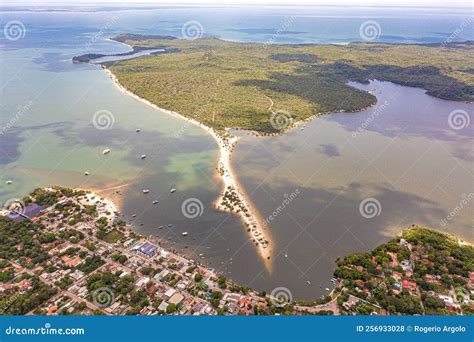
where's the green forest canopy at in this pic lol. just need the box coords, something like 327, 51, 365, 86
106, 35, 474, 134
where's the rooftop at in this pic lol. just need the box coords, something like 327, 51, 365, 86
137, 241, 159, 256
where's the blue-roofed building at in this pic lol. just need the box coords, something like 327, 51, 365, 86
136, 241, 159, 258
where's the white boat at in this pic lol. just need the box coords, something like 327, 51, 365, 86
142, 189, 150, 194
140, 154, 146, 159
152, 200, 159, 205
170, 188, 176, 193
182, 232, 188, 236
102, 148, 111, 155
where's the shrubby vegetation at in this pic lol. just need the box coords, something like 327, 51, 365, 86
106, 36, 473, 134
0, 216, 50, 266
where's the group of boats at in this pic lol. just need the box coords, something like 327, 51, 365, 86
157, 223, 188, 236
142, 188, 176, 195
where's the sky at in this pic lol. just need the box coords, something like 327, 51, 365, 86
3, 0, 473, 8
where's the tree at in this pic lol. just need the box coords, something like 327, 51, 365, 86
218, 276, 227, 289
166, 303, 176, 313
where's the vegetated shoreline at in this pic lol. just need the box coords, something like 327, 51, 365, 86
101, 66, 274, 268
81, 35, 472, 269
102, 59, 378, 267
88, 36, 384, 267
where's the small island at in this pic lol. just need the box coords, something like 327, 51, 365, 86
0, 187, 472, 316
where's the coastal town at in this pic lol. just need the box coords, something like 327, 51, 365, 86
329, 228, 473, 315
0, 187, 472, 316
0, 187, 288, 316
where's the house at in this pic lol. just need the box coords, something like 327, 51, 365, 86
135, 277, 150, 289
158, 301, 169, 312
17, 278, 33, 292
164, 288, 176, 299
402, 280, 417, 295
402, 280, 416, 288
47, 305, 59, 316
154, 269, 170, 282
169, 293, 184, 305
61, 255, 82, 268
400, 260, 412, 271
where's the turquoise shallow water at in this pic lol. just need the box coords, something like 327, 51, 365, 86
0, 5, 473, 299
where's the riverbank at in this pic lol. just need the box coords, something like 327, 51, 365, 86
102, 66, 274, 266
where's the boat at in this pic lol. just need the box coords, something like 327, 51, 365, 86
140, 154, 146, 159
182, 232, 188, 236
152, 200, 159, 205
142, 189, 150, 194
170, 188, 176, 193
102, 148, 111, 155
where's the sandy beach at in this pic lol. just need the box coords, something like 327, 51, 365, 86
77, 190, 119, 225
102, 67, 274, 265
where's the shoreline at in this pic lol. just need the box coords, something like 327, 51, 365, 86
101, 66, 274, 267
96, 59, 377, 267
